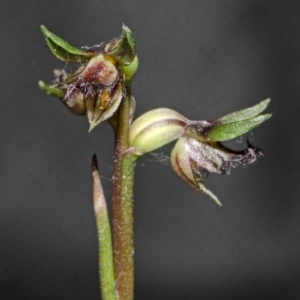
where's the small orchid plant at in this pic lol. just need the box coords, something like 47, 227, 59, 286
39, 25, 271, 300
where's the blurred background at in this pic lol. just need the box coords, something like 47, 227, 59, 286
1, 0, 300, 299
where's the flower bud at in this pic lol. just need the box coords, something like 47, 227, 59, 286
122, 55, 139, 82
171, 136, 262, 205
129, 108, 187, 155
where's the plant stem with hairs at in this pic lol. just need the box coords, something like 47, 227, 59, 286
111, 92, 138, 300
39, 24, 272, 300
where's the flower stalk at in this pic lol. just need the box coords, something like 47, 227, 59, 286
112, 88, 138, 300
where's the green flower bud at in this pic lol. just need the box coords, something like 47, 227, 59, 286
129, 108, 188, 155
171, 136, 263, 205
122, 55, 139, 82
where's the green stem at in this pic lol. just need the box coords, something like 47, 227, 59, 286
92, 155, 117, 300
112, 89, 137, 300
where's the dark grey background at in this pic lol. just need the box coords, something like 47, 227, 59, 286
1, 0, 300, 299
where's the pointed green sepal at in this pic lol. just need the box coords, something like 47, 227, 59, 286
38, 80, 86, 115
40, 25, 96, 62
104, 24, 136, 66
217, 98, 270, 123
38, 80, 65, 98
208, 114, 272, 141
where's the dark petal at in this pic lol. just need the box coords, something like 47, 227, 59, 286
214, 140, 262, 171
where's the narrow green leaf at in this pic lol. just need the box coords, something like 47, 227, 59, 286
208, 114, 272, 141
105, 24, 136, 66
40, 25, 95, 62
92, 155, 118, 300
217, 99, 271, 123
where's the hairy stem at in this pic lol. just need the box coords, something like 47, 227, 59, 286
112, 90, 137, 300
